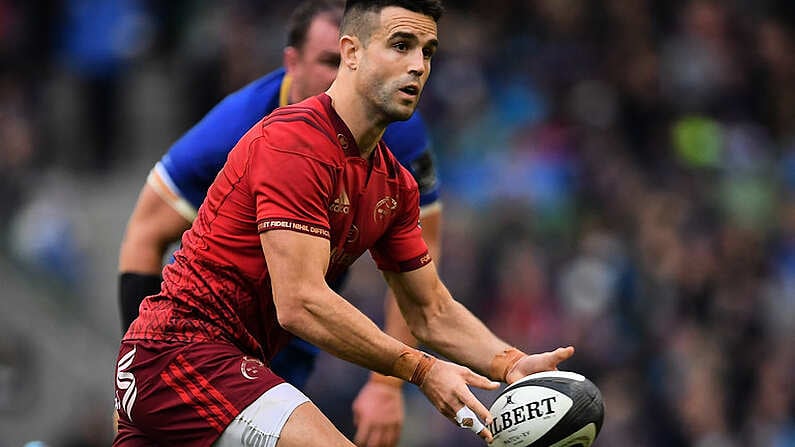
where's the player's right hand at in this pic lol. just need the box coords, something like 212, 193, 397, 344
417, 359, 500, 444
505, 346, 575, 384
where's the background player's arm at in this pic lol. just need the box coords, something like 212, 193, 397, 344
117, 183, 191, 330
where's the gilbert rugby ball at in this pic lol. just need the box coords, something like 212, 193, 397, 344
488, 371, 604, 447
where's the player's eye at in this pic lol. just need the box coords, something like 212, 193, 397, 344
393, 42, 409, 52
422, 48, 435, 60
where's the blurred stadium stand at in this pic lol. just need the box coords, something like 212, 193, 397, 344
1, 1, 794, 446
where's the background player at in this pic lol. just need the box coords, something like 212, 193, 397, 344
115, 1, 575, 446
117, 1, 440, 446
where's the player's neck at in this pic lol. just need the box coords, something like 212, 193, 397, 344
326, 86, 386, 159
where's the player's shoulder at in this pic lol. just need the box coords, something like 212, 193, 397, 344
256, 95, 342, 164
383, 111, 430, 164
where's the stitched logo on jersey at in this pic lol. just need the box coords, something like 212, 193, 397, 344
241, 356, 266, 380
374, 197, 398, 222
346, 224, 360, 243
337, 133, 349, 150
116, 346, 138, 421
330, 189, 351, 214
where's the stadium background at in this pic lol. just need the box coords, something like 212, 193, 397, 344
1, 0, 794, 445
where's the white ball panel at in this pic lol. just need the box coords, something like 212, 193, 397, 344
489, 387, 573, 447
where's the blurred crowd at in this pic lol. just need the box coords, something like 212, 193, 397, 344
1, 0, 794, 446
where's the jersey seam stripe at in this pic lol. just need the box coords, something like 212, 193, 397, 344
256, 143, 339, 168
265, 105, 328, 126
264, 107, 330, 132
196, 137, 260, 244
160, 365, 226, 433
261, 116, 338, 148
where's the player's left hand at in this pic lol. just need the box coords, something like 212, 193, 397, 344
352, 376, 404, 447
505, 346, 575, 384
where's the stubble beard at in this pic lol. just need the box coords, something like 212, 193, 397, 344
374, 80, 417, 123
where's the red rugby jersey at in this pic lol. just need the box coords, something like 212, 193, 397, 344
126, 94, 431, 360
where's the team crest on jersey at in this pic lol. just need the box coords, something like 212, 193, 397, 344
241, 356, 266, 380
330, 189, 351, 214
374, 197, 398, 222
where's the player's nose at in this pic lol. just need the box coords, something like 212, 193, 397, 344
407, 49, 426, 77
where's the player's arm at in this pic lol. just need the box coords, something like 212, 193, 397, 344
383, 263, 575, 383
351, 211, 440, 447
377, 140, 443, 368
367, 142, 442, 384
366, 206, 440, 383
355, 125, 443, 446
260, 229, 501, 442
117, 181, 191, 332
262, 229, 420, 374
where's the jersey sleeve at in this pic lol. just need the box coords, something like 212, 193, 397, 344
153, 88, 270, 219
370, 187, 431, 272
383, 112, 441, 209
249, 137, 334, 240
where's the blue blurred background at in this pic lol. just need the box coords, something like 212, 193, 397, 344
1, 0, 794, 446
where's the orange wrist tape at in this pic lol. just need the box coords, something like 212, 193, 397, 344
490, 347, 526, 382
392, 350, 437, 387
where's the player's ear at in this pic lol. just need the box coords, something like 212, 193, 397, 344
283, 46, 299, 74
339, 35, 360, 71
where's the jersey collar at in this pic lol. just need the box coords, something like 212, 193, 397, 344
318, 93, 362, 158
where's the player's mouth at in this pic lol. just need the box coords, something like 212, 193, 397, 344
398, 84, 420, 97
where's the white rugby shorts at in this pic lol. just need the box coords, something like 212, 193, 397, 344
213, 383, 310, 447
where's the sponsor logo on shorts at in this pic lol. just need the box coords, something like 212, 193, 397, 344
241, 419, 271, 447
115, 346, 138, 421
241, 356, 266, 380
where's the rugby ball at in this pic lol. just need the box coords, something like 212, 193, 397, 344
487, 371, 604, 447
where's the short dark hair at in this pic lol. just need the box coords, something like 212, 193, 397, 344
286, 0, 345, 49
340, 0, 444, 42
